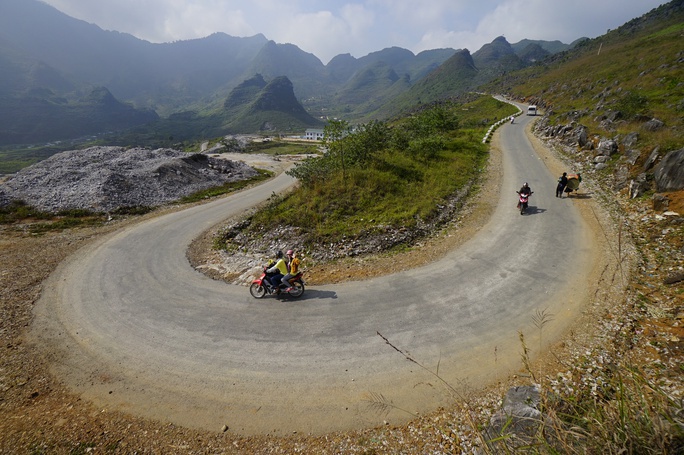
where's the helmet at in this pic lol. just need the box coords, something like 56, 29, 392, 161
523, 182, 529, 188
276, 250, 283, 259
286, 249, 294, 256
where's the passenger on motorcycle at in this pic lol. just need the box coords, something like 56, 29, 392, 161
265, 250, 288, 290
281, 250, 300, 292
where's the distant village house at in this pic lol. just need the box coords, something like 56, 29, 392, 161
305, 128, 325, 141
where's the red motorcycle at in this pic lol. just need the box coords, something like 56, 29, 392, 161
516, 191, 533, 215
250, 267, 305, 298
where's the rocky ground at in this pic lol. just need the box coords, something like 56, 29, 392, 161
1, 129, 682, 453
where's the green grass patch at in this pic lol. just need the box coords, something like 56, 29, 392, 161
0, 200, 53, 224
0, 201, 108, 233
230, 98, 497, 246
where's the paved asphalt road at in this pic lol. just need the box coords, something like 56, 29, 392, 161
32, 111, 594, 436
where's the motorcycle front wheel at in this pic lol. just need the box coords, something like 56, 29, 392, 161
288, 281, 305, 298
249, 283, 266, 299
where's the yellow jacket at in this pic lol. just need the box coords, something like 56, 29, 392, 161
289, 257, 301, 274
267, 258, 288, 275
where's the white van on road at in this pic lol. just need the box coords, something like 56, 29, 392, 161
527, 105, 537, 116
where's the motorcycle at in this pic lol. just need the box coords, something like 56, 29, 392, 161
516, 191, 533, 215
250, 267, 305, 298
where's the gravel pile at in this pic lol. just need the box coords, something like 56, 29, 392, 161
0, 146, 259, 213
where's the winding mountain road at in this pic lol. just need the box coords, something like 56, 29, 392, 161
32, 112, 595, 435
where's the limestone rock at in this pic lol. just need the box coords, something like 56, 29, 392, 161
654, 148, 684, 191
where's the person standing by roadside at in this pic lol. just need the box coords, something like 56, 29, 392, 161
556, 172, 568, 198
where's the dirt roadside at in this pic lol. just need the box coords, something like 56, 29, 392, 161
0, 127, 679, 453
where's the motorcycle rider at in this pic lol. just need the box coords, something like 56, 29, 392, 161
516, 182, 533, 208
265, 250, 288, 291
281, 250, 301, 292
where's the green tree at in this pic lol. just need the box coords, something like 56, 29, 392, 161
322, 119, 352, 179
405, 104, 459, 138
288, 120, 389, 187
343, 120, 389, 167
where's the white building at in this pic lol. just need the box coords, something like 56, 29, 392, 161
305, 128, 325, 141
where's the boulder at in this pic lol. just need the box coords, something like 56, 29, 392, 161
482, 385, 562, 452
613, 165, 632, 190
643, 118, 664, 132
622, 132, 639, 147
654, 148, 684, 191
606, 110, 622, 122
624, 149, 641, 166
629, 173, 649, 199
599, 118, 617, 131
598, 139, 618, 156
643, 148, 660, 172
576, 125, 589, 147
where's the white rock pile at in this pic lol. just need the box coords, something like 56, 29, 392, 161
0, 146, 259, 213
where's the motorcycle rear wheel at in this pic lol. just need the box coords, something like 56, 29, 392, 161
249, 283, 266, 299
288, 281, 305, 298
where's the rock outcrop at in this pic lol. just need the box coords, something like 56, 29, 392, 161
533, 115, 684, 201
654, 148, 684, 192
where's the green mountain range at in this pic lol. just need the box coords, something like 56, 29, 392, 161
0, 0, 584, 150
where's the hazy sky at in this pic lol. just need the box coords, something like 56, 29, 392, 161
41, 0, 668, 63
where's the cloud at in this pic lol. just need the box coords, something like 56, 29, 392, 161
247, 3, 378, 62
161, 2, 254, 40
41, 0, 668, 63
271, 10, 347, 60
474, 0, 666, 46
